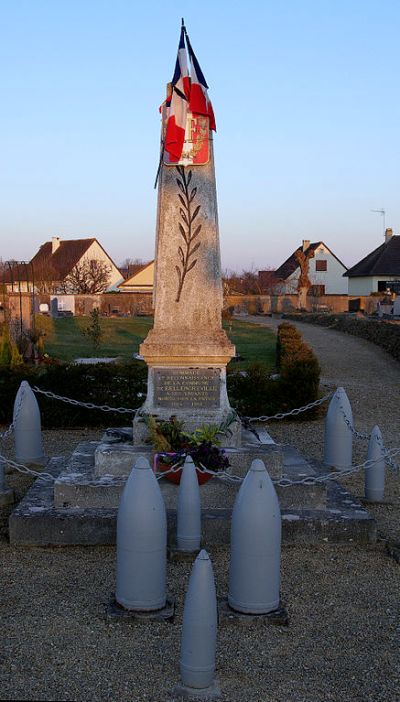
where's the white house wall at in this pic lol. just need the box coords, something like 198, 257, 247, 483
348, 275, 400, 296
279, 244, 348, 294
83, 241, 123, 290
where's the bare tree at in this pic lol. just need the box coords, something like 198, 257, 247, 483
295, 248, 315, 309
120, 257, 144, 269
223, 267, 263, 295
61, 259, 112, 294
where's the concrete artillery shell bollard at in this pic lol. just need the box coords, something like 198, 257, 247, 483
173, 550, 220, 699
176, 456, 202, 552
13, 381, 45, 464
110, 456, 174, 621
228, 459, 282, 616
365, 425, 385, 502
324, 386, 353, 471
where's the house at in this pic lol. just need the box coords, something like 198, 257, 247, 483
4, 237, 123, 293
118, 260, 154, 293
344, 229, 400, 295
259, 240, 348, 295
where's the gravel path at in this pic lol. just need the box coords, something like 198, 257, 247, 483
1, 320, 400, 702
246, 315, 400, 543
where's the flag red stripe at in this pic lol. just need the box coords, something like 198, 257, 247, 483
165, 116, 186, 162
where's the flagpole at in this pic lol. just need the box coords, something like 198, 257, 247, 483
154, 137, 165, 189
155, 21, 187, 188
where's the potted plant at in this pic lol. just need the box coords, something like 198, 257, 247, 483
142, 414, 233, 485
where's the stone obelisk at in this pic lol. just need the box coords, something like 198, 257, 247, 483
135, 56, 240, 446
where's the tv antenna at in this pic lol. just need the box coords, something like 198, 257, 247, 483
371, 208, 386, 236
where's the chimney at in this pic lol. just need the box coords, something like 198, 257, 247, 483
52, 236, 60, 253
302, 239, 310, 252
385, 228, 393, 244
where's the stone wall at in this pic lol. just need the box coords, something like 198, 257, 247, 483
225, 294, 378, 315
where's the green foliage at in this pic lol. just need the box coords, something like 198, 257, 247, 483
10, 343, 23, 369
0, 361, 147, 427
83, 309, 103, 351
284, 313, 400, 363
141, 415, 231, 471
227, 323, 320, 417
0, 326, 13, 368
0, 325, 23, 369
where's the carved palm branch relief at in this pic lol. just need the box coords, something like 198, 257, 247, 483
175, 166, 202, 302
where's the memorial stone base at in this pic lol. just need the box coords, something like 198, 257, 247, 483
132, 364, 241, 447
9, 429, 377, 547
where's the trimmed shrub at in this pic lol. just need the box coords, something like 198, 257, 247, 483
228, 323, 320, 417
1, 324, 321, 427
0, 361, 147, 428
283, 313, 400, 363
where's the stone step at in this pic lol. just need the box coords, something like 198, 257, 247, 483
93, 440, 284, 479
9, 456, 376, 546
55, 441, 324, 511
9, 457, 376, 547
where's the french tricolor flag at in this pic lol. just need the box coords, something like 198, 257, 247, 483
164, 27, 190, 163
186, 33, 216, 132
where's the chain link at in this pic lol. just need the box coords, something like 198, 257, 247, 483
154, 448, 400, 487
339, 406, 371, 441
244, 391, 333, 423
33, 386, 139, 415
339, 405, 399, 470
0, 454, 55, 482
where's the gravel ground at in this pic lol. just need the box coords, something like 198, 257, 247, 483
1, 319, 400, 702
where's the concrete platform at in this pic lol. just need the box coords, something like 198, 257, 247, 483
9, 441, 376, 546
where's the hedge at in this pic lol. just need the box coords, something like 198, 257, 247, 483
283, 313, 400, 363
227, 323, 320, 417
0, 362, 147, 428
0, 324, 321, 427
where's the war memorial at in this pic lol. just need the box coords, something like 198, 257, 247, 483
2, 10, 400, 700
8, 23, 376, 550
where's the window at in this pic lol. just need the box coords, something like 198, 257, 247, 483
308, 285, 325, 296
315, 260, 327, 271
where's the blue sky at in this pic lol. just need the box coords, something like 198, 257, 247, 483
0, 0, 399, 271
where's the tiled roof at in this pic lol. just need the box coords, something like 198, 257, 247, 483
344, 236, 400, 277
31, 239, 96, 280
274, 241, 347, 281
274, 242, 322, 280
120, 261, 153, 282
2, 238, 102, 283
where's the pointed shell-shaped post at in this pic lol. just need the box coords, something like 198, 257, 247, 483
180, 549, 218, 690
13, 381, 44, 464
365, 425, 385, 502
177, 455, 201, 552
116, 456, 167, 611
324, 386, 353, 471
229, 459, 281, 614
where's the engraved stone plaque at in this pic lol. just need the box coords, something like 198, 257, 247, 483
154, 368, 220, 409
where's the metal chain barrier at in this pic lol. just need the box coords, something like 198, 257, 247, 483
339, 404, 399, 470
339, 405, 371, 441
243, 390, 333, 423
33, 386, 140, 415
154, 448, 400, 487
2, 383, 397, 484
0, 454, 55, 482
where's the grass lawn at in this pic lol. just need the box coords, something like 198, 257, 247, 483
34, 315, 276, 369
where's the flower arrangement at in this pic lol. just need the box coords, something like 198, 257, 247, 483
142, 413, 235, 484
